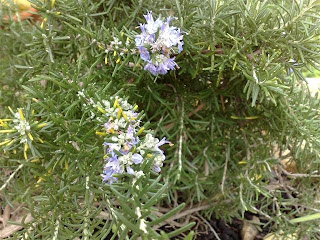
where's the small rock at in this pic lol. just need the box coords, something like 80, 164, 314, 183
241, 216, 259, 240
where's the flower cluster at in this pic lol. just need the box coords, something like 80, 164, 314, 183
0, 107, 47, 159
101, 97, 170, 184
135, 11, 184, 75
101, 33, 136, 66
78, 92, 170, 184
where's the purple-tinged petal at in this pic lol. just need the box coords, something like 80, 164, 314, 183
130, 136, 140, 146
104, 122, 110, 128
148, 34, 156, 43
152, 165, 161, 173
144, 62, 158, 75
156, 137, 170, 147
135, 36, 144, 47
138, 47, 150, 61
132, 153, 143, 164
178, 41, 184, 53
144, 11, 154, 23
127, 166, 134, 175
139, 23, 146, 33
119, 149, 129, 155
104, 142, 121, 153
126, 125, 135, 140
102, 173, 118, 184
166, 57, 177, 70
166, 16, 174, 25
157, 64, 168, 75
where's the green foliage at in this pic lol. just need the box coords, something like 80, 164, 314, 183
304, 66, 320, 78
1, 0, 320, 239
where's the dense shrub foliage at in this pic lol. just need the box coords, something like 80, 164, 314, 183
0, 0, 320, 239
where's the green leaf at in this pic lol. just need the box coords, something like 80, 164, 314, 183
144, 182, 168, 209
166, 222, 196, 238
150, 203, 185, 226
289, 213, 320, 223
113, 210, 144, 235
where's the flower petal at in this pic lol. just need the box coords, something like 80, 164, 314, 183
132, 153, 143, 164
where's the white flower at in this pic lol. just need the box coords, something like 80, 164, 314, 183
144, 12, 163, 35
102, 100, 111, 108
13, 113, 30, 136
144, 133, 159, 148
135, 171, 145, 179
118, 152, 133, 165
111, 136, 118, 142
111, 37, 122, 46
77, 90, 85, 98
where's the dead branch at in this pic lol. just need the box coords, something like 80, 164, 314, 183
280, 167, 320, 178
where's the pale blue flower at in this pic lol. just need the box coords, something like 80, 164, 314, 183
104, 142, 120, 153
152, 165, 161, 173
156, 137, 170, 148
102, 152, 122, 184
127, 166, 134, 175
126, 125, 135, 140
144, 11, 163, 34
144, 62, 158, 75
138, 46, 150, 61
100, 96, 171, 183
151, 137, 170, 172
144, 55, 177, 76
135, 11, 184, 75
132, 153, 143, 164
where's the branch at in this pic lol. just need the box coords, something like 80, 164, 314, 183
221, 142, 230, 194
176, 99, 185, 180
280, 166, 320, 178
0, 163, 24, 192
164, 102, 205, 130
153, 204, 211, 230
234, 97, 251, 161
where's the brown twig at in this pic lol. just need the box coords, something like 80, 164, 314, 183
280, 166, 320, 178
196, 213, 221, 240
201, 48, 261, 61
246, 50, 262, 61
153, 203, 212, 230
274, 169, 299, 212
221, 143, 229, 194
234, 97, 251, 161
164, 102, 205, 130
97, 210, 110, 219
152, 211, 185, 228
201, 48, 223, 55
173, 191, 179, 208
187, 102, 205, 118
156, 207, 171, 213
220, 95, 226, 113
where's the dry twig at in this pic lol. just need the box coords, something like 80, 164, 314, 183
280, 167, 320, 178
196, 213, 221, 240
153, 203, 211, 230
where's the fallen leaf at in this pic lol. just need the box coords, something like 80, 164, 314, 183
281, 158, 297, 174
0, 213, 33, 239
2, 205, 10, 228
